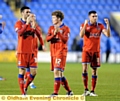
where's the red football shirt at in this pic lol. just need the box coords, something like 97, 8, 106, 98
15, 19, 35, 53
46, 23, 70, 56
15, 19, 44, 53
80, 23, 105, 52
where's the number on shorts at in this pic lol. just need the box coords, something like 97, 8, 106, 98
56, 58, 61, 65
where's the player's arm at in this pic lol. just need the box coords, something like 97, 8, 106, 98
57, 27, 70, 43
79, 20, 88, 38
46, 27, 55, 42
35, 26, 45, 51
15, 24, 28, 36
15, 15, 31, 36
102, 19, 111, 37
30, 14, 45, 51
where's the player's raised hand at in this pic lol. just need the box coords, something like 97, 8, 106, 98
54, 29, 57, 35
84, 19, 89, 25
26, 14, 32, 24
54, 25, 59, 35
104, 18, 109, 25
31, 14, 37, 29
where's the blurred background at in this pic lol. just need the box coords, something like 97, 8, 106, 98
0, 0, 120, 63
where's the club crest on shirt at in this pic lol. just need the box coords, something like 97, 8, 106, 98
86, 27, 90, 30
60, 30, 63, 34
97, 27, 100, 30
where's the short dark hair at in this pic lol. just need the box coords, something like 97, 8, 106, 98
88, 10, 97, 15
52, 10, 64, 21
20, 6, 30, 13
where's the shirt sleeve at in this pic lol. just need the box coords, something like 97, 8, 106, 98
101, 24, 105, 31
57, 26, 70, 43
15, 21, 28, 36
46, 27, 54, 42
35, 25, 44, 46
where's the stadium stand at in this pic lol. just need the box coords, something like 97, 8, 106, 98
0, 0, 120, 53
0, 1, 17, 51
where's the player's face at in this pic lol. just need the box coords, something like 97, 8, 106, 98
30, 14, 36, 22
22, 9, 31, 20
89, 13, 98, 24
52, 16, 60, 25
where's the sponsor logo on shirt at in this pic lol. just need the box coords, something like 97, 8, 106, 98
90, 33, 100, 38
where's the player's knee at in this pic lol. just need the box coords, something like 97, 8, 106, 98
92, 68, 97, 75
30, 70, 37, 76
19, 68, 26, 75
83, 67, 87, 73
82, 64, 88, 73
54, 69, 61, 77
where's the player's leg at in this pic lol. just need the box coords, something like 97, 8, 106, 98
29, 51, 38, 89
60, 56, 73, 95
51, 68, 61, 96
18, 68, 26, 95
82, 64, 90, 96
17, 53, 26, 95
24, 68, 30, 80
24, 68, 37, 91
24, 68, 36, 89
90, 52, 100, 96
61, 72, 73, 96
90, 67, 98, 96
24, 54, 37, 92
81, 51, 90, 96
50, 57, 61, 96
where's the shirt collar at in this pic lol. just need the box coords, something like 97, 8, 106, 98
88, 21, 98, 26
54, 23, 65, 28
59, 23, 65, 28
20, 18, 26, 24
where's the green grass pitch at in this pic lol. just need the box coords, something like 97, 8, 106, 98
0, 62, 120, 101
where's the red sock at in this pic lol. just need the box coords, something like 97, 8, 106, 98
91, 75, 97, 91
54, 78, 61, 94
24, 74, 35, 89
82, 73, 88, 90
24, 71, 30, 79
18, 74, 25, 94
61, 77, 71, 92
